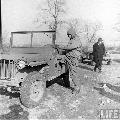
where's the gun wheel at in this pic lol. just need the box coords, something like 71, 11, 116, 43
20, 71, 46, 108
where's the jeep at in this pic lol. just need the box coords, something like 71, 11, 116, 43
0, 31, 81, 108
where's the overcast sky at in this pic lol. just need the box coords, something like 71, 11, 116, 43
1, 0, 120, 46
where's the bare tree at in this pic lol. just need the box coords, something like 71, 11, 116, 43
85, 22, 102, 42
67, 18, 103, 51
113, 23, 120, 32
35, 0, 66, 46
113, 14, 120, 32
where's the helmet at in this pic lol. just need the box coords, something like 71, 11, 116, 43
67, 27, 76, 38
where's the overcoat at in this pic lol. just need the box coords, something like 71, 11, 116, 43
93, 42, 105, 63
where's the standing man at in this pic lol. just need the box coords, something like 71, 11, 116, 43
46, 28, 81, 94
93, 38, 105, 72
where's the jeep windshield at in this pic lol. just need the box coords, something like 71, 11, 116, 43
10, 31, 55, 47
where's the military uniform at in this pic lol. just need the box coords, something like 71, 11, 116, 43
46, 28, 81, 93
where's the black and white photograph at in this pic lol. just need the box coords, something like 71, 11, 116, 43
1, 0, 120, 119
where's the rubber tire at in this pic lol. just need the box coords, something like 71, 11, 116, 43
19, 71, 46, 108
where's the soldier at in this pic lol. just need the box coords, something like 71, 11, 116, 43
46, 28, 82, 94
93, 38, 105, 72
61, 28, 82, 93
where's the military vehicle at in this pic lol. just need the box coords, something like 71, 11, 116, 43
0, 31, 81, 108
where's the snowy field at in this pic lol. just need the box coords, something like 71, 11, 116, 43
0, 53, 120, 120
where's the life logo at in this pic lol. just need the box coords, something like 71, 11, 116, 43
99, 109, 120, 119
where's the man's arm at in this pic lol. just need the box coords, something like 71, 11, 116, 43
58, 46, 80, 55
93, 44, 96, 55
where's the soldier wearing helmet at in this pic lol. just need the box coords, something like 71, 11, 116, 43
67, 27, 82, 49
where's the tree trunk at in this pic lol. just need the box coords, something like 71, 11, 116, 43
52, 19, 57, 46
52, 32, 56, 46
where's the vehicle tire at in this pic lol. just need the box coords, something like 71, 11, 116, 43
19, 71, 46, 108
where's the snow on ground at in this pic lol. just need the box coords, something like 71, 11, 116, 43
0, 53, 120, 120
101, 54, 120, 85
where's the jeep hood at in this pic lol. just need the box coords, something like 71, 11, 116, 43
1, 44, 55, 61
